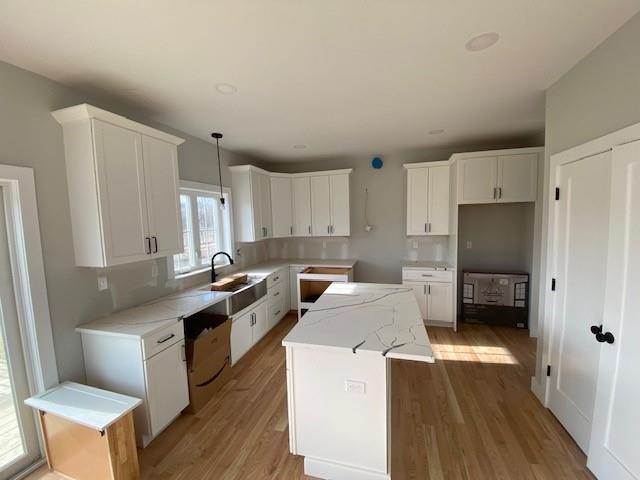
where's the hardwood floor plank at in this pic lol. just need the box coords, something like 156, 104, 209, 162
26, 314, 595, 480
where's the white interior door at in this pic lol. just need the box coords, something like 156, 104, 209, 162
93, 119, 149, 265
329, 174, 350, 236
292, 177, 312, 236
548, 151, 612, 453
427, 166, 450, 235
406, 168, 429, 235
271, 176, 293, 237
457, 156, 497, 204
142, 136, 182, 257
0, 191, 40, 479
403, 282, 427, 320
427, 283, 453, 323
497, 153, 538, 203
310, 176, 331, 236
587, 141, 640, 479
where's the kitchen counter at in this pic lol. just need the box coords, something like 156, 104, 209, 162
283, 282, 433, 362
242, 258, 357, 276
402, 260, 454, 270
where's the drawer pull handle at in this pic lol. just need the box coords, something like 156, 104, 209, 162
275, 310, 281, 315
421, 274, 433, 277
274, 276, 279, 282
157, 333, 176, 344
273, 291, 280, 296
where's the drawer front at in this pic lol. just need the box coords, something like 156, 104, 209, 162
402, 269, 453, 283
268, 281, 286, 303
143, 319, 185, 360
267, 268, 286, 289
269, 297, 286, 328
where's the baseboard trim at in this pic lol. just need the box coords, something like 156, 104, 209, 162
304, 457, 390, 480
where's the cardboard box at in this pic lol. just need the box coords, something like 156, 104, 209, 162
185, 318, 231, 413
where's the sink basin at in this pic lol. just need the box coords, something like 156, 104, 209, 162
199, 275, 267, 315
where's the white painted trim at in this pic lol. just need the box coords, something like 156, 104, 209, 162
403, 160, 449, 169
534, 120, 640, 406
179, 179, 231, 195
228, 164, 353, 177
51, 104, 185, 145
0, 165, 58, 392
449, 146, 544, 163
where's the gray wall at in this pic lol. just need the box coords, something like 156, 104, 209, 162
0, 60, 264, 382
268, 141, 540, 284
535, 11, 640, 385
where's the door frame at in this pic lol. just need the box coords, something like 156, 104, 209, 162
534, 122, 640, 406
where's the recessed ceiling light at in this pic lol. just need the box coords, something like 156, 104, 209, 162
215, 83, 237, 94
465, 32, 499, 52
429, 129, 445, 135
293, 144, 307, 150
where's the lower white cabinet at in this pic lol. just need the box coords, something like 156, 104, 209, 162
79, 319, 190, 447
402, 268, 455, 327
230, 299, 268, 365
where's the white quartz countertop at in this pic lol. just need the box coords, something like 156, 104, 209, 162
282, 282, 434, 363
24, 381, 142, 431
402, 260, 454, 270
76, 258, 356, 339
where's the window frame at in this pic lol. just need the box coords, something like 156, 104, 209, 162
172, 180, 234, 278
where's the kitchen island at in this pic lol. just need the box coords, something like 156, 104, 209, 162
282, 282, 434, 480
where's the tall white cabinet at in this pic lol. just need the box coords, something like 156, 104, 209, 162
310, 173, 350, 236
292, 177, 312, 236
52, 104, 184, 267
229, 166, 273, 242
271, 175, 293, 237
405, 162, 450, 235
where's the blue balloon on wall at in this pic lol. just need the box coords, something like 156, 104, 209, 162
371, 157, 383, 169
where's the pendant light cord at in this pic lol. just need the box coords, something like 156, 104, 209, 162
215, 136, 225, 205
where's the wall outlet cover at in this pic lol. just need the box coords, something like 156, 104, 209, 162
345, 380, 366, 394
466, 241, 473, 249
97, 276, 108, 291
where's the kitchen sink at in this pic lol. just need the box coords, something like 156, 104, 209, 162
200, 275, 267, 315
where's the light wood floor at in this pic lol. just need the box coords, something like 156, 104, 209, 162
28, 314, 593, 479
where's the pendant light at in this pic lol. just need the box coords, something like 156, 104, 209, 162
211, 132, 225, 209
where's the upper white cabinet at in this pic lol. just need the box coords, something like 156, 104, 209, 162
405, 162, 450, 236
456, 151, 539, 204
271, 175, 293, 237
52, 104, 184, 268
292, 177, 312, 236
230, 166, 273, 242
232, 167, 352, 241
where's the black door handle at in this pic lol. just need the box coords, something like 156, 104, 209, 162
595, 331, 615, 344
590, 325, 603, 335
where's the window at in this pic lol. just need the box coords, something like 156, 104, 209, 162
173, 181, 233, 275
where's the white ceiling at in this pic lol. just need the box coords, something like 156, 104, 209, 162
1, 1, 639, 161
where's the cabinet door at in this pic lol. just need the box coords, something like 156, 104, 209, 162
497, 153, 538, 203
93, 120, 150, 265
249, 171, 263, 240
290, 266, 305, 311
271, 176, 293, 237
259, 172, 273, 238
457, 156, 498, 204
252, 301, 269, 344
230, 312, 253, 365
144, 340, 189, 437
329, 174, 350, 236
427, 166, 450, 235
403, 281, 427, 320
142, 136, 182, 257
292, 177, 312, 236
427, 283, 453, 323
406, 168, 429, 235
310, 175, 331, 236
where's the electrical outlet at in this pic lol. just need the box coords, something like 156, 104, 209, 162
412, 240, 418, 249
345, 380, 366, 394
322, 240, 327, 249
466, 241, 473, 249
97, 276, 108, 291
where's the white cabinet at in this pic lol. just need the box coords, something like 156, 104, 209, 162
292, 177, 312, 236
457, 152, 538, 204
144, 340, 190, 438
402, 268, 455, 328
271, 175, 293, 237
405, 163, 450, 235
230, 299, 268, 365
229, 166, 273, 242
290, 265, 307, 311
267, 268, 289, 328
311, 174, 351, 236
52, 104, 185, 267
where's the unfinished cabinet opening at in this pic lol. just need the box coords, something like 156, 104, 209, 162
296, 267, 353, 318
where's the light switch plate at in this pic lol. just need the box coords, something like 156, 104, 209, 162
345, 380, 366, 394
97, 276, 108, 291
412, 240, 418, 249
466, 241, 473, 249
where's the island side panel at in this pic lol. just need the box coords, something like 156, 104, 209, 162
287, 345, 388, 477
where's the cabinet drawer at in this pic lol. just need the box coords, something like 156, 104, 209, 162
142, 319, 185, 360
267, 268, 285, 289
402, 269, 453, 283
268, 281, 285, 303
270, 297, 285, 326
